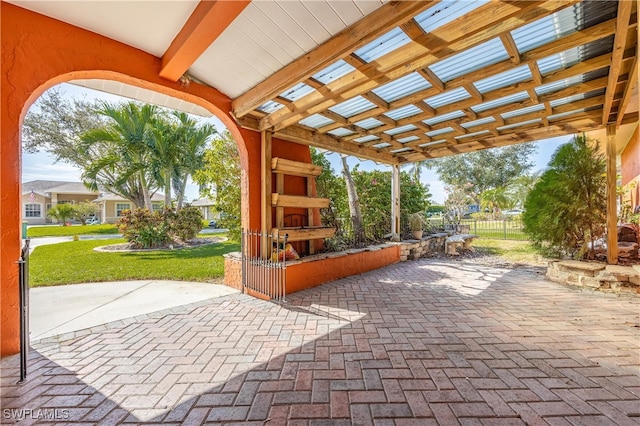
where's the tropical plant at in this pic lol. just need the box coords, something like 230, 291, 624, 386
408, 212, 425, 232
80, 102, 160, 209
71, 200, 100, 225
47, 204, 76, 225
443, 185, 473, 227
193, 130, 241, 241
479, 187, 512, 216
522, 135, 606, 259
116, 206, 203, 249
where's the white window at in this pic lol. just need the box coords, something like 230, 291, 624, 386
116, 203, 131, 216
152, 203, 163, 212
58, 200, 73, 205
25, 204, 41, 218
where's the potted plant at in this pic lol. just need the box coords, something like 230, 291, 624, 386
408, 212, 425, 240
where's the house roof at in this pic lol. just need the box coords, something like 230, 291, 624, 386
8, 0, 638, 164
45, 182, 98, 195
190, 199, 215, 207
22, 180, 75, 192
94, 193, 165, 203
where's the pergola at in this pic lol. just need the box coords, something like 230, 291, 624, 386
1, 0, 638, 354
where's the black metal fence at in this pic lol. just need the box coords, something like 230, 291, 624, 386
241, 229, 287, 302
426, 217, 528, 241
17, 239, 30, 382
323, 218, 389, 252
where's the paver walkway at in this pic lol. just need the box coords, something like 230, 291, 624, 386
1, 259, 639, 425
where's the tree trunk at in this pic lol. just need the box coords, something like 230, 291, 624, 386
164, 167, 172, 210
175, 175, 188, 212
341, 156, 364, 241
140, 172, 152, 210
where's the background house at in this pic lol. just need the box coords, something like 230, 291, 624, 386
94, 192, 165, 224
21, 180, 99, 225
22, 180, 166, 224
191, 198, 216, 221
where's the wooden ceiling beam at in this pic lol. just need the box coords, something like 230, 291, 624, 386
602, 0, 633, 124
398, 98, 606, 152
160, 0, 250, 82
500, 32, 521, 65
231, 1, 438, 118
401, 116, 605, 162
616, 55, 638, 126
284, 30, 612, 138
259, 0, 574, 131
418, 68, 445, 92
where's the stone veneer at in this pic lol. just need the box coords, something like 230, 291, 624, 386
547, 260, 640, 295
397, 232, 450, 261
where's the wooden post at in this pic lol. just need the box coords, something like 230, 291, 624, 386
606, 124, 618, 265
261, 130, 272, 258
391, 164, 400, 238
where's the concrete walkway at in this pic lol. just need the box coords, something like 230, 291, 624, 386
2, 259, 639, 425
30, 280, 238, 340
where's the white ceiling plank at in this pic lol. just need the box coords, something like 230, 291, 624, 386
223, 23, 287, 72
301, 1, 346, 34
239, 5, 305, 63
353, 1, 386, 17
8, 0, 198, 57
326, 1, 367, 27
253, 1, 318, 52
190, 39, 271, 98
277, 1, 332, 45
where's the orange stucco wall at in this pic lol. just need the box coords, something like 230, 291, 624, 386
285, 246, 400, 294
621, 126, 640, 211
621, 126, 639, 186
0, 3, 265, 355
223, 246, 400, 297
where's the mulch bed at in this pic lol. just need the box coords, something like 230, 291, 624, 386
95, 237, 225, 252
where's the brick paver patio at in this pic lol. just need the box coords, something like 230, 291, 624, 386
2, 259, 639, 425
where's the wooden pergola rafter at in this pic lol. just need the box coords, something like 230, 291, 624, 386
231, 0, 638, 166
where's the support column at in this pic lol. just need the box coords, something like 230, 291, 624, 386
606, 124, 618, 265
391, 164, 400, 239
261, 130, 272, 257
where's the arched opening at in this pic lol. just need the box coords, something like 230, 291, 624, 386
21, 80, 250, 340
1, 2, 261, 354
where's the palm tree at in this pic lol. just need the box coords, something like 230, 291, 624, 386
479, 187, 511, 215
80, 102, 160, 209
170, 112, 217, 211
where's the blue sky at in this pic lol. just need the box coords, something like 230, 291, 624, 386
22, 83, 572, 204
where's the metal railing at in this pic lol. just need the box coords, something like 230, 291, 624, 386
426, 217, 528, 241
17, 239, 30, 383
241, 229, 287, 302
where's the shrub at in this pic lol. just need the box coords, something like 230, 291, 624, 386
522, 135, 606, 259
117, 206, 203, 249
169, 206, 203, 242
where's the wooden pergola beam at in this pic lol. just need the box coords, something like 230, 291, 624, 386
616, 55, 638, 126
258, 1, 581, 132
231, 1, 438, 118
160, 0, 250, 81
602, 0, 633, 124
266, 12, 612, 133
606, 124, 618, 264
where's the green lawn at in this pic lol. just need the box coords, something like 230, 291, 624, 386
472, 238, 549, 265
28, 224, 120, 237
30, 238, 240, 287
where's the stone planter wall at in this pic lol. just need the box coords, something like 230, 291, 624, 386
398, 232, 450, 261
547, 260, 640, 295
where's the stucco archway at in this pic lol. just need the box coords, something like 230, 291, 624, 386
1, 2, 262, 355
